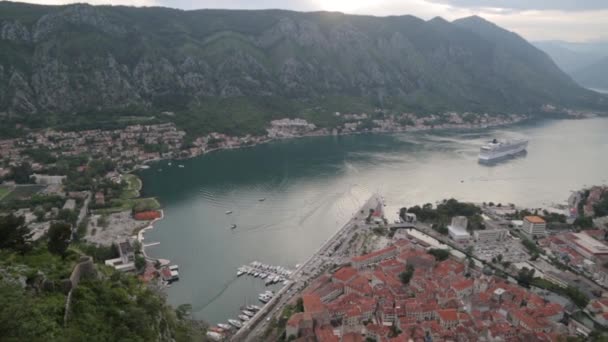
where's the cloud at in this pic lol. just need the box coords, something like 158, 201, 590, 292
425, 0, 608, 12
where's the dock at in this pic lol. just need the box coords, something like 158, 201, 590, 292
231, 193, 381, 341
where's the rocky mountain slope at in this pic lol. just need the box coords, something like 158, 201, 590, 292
0, 2, 606, 136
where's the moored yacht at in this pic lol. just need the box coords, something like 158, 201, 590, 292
228, 319, 242, 328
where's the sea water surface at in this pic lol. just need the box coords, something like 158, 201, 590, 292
139, 118, 608, 323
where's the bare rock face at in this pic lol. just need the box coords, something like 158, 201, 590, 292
8, 70, 37, 115
0, 3, 603, 122
1, 20, 31, 42
33, 4, 125, 42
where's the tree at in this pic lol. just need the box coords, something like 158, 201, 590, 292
47, 222, 72, 257
10, 162, 34, 184
399, 265, 415, 285
497, 254, 503, 263
428, 249, 450, 261
399, 207, 407, 221
516, 267, 535, 287
135, 255, 146, 272
0, 214, 32, 254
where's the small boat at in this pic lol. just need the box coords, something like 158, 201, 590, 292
265, 279, 274, 286
178, 164, 185, 168
218, 323, 232, 330
254, 272, 259, 277
258, 296, 269, 303
258, 198, 266, 202
238, 314, 250, 321
209, 327, 225, 333
168, 162, 172, 166
237, 270, 245, 277
228, 319, 243, 328
250, 305, 261, 311
242, 310, 255, 317
231, 224, 237, 229
225, 210, 233, 215
169, 265, 179, 271
206, 331, 224, 341
283, 280, 289, 285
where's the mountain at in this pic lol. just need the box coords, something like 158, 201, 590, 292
572, 57, 608, 90
533, 41, 603, 73
534, 40, 608, 90
0, 2, 605, 136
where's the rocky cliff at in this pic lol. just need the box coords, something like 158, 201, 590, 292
0, 2, 605, 135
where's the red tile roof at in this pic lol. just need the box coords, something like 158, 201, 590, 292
524, 216, 546, 224
437, 309, 459, 322
333, 267, 358, 283
303, 294, 325, 313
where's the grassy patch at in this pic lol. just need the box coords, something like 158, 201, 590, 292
92, 197, 160, 215
0, 186, 12, 201
121, 174, 142, 199
1, 185, 44, 202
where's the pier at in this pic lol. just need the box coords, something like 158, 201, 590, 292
231, 193, 382, 341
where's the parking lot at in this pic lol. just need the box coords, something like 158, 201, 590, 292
474, 236, 530, 263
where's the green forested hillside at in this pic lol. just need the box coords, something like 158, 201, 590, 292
0, 2, 606, 136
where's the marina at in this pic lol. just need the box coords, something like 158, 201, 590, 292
236, 261, 293, 286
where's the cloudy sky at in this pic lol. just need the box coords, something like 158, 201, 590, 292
18, 0, 608, 42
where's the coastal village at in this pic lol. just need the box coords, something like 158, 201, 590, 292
237, 189, 608, 341
0, 112, 607, 341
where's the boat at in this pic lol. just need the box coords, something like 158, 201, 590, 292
246, 305, 259, 311
250, 305, 261, 311
238, 314, 250, 321
283, 280, 289, 285
265, 279, 274, 286
258, 296, 269, 303
218, 323, 232, 330
209, 327, 225, 333
254, 272, 260, 277
206, 331, 224, 341
225, 210, 233, 215
231, 224, 237, 229
260, 273, 267, 279
237, 269, 245, 277
178, 164, 185, 168
478, 138, 528, 162
169, 265, 179, 271
228, 319, 243, 328
258, 198, 266, 202
168, 162, 172, 166
242, 310, 255, 317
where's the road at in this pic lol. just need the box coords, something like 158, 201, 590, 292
232, 194, 382, 341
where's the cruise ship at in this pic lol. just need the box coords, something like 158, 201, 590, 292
478, 138, 528, 162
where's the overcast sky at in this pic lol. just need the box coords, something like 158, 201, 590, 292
18, 0, 608, 42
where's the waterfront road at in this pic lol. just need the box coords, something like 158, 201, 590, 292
232, 194, 382, 341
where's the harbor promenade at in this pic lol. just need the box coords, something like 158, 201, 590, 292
231, 193, 382, 341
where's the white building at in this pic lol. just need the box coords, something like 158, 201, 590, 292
448, 216, 470, 242
104, 240, 136, 272
523, 216, 546, 237
474, 229, 508, 242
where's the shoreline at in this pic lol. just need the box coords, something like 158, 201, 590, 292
138, 114, 535, 170
136, 209, 165, 261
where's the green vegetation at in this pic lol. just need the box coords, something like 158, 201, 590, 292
0, 214, 32, 254
594, 193, 608, 218
47, 222, 72, 258
0, 186, 12, 201
0, 237, 202, 341
428, 248, 450, 261
399, 264, 415, 285
407, 199, 484, 234
531, 278, 590, 309
0, 2, 605, 138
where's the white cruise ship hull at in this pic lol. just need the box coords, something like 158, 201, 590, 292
478, 140, 528, 162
